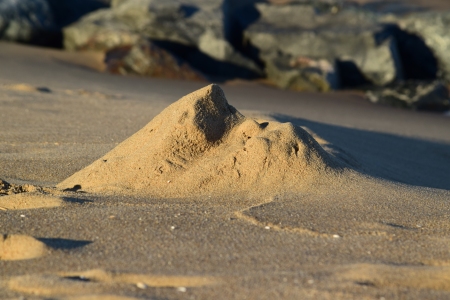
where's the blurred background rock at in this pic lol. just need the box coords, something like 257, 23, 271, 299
1, 0, 449, 111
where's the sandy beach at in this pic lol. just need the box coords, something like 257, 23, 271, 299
0, 41, 450, 299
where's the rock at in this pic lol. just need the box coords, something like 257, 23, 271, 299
366, 80, 450, 111
63, 0, 262, 79
105, 39, 206, 81
0, 0, 58, 45
395, 12, 450, 83
265, 54, 339, 91
0, 179, 12, 195
0, 0, 109, 47
63, 8, 140, 51
244, 2, 404, 88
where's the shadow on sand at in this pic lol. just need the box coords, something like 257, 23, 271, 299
272, 114, 450, 191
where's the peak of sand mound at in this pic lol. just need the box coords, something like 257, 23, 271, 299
58, 84, 342, 198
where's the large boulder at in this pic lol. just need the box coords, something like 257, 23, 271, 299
265, 54, 339, 92
105, 39, 206, 80
0, 0, 109, 47
394, 12, 450, 83
63, 0, 262, 79
244, 2, 404, 90
0, 0, 57, 45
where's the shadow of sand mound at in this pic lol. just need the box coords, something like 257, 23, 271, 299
58, 84, 343, 198
272, 114, 450, 190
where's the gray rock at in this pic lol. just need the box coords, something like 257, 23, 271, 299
394, 12, 450, 83
244, 2, 404, 88
0, 0, 56, 44
0, 0, 109, 46
105, 39, 206, 80
265, 54, 339, 92
366, 80, 450, 111
63, 0, 262, 79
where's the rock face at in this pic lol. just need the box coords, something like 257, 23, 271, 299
63, 0, 262, 79
244, 2, 403, 90
58, 85, 340, 197
366, 81, 450, 111
0, 0, 108, 46
265, 54, 339, 92
395, 12, 450, 83
0, 0, 57, 45
105, 39, 206, 80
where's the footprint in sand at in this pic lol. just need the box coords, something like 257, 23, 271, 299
235, 189, 450, 239
338, 263, 450, 292
6, 269, 218, 298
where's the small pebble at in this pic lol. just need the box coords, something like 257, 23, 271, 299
20, 214, 25, 218
136, 282, 147, 289
177, 287, 187, 292
265, 226, 270, 230
170, 226, 176, 230
167, 180, 171, 183
332, 234, 340, 238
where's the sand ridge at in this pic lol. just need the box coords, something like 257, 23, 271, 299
0, 178, 65, 210
58, 84, 345, 198
7, 270, 218, 299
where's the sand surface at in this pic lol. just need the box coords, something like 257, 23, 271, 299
0, 42, 450, 299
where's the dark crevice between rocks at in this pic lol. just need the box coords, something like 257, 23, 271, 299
336, 60, 371, 89
46, 0, 110, 29
364, 24, 448, 111
18, 30, 63, 49
376, 24, 438, 80
222, 0, 265, 68
151, 40, 262, 81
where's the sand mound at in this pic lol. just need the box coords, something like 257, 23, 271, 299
3, 83, 51, 93
58, 84, 342, 197
0, 234, 48, 261
0, 193, 63, 210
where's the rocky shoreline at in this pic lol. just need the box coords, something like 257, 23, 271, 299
1, 0, 450, 111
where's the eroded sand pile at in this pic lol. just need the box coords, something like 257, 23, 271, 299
58, 84, 343, 198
